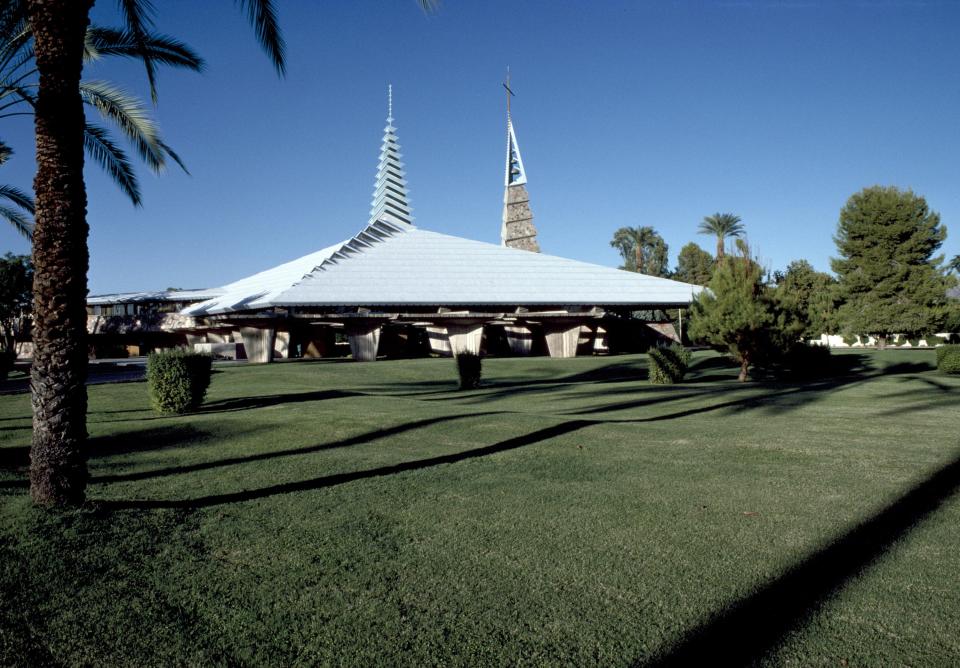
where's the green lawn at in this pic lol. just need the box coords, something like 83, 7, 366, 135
1, 350, 958, 666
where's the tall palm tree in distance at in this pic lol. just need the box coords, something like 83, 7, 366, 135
698, 212, 744, 259
25, 0, 285, 506
610, 225, 669, 276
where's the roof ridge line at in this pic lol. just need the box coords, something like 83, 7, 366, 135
293, 218, 412, 284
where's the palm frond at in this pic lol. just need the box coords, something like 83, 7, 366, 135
0, 184, 34, 214
80, 80, 165, 172
85, 27, 203, 71
83, 122, 141, 206
0, 139, 11, 166
0, 3, 28, 50
418, 0, 441, 12
116, 0, 159, 102
235, 0, 286, 75
157, 139, 188, 175
0, 204, 33, 240
0, 23, 31, 76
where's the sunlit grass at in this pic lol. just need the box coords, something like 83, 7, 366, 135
1, 350, 957, 665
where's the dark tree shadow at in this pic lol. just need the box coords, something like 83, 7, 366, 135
194, 389, 361, 414
638, 451, 960, 667
103, 419, 593, 509
355, 358, 649, 400
0, 424, 215, 488
90, 389, 364, 424
91, 411, 502, 485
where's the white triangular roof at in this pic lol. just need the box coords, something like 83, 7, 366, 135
182, 241, 346, 316
182, 220, 702, 316
275, 221, 700, 308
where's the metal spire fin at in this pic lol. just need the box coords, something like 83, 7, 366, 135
369, 85, 413, 227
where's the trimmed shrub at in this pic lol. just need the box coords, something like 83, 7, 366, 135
842, 334, 859, 346
649, 344, 691, 384
147, 350, 213, 413
456, 352, 482, 389
936, 345, 960, 375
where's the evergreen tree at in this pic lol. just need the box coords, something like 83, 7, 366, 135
773, 260, 841, 338
673, 242, 714, 285
831, 186, 950, 347
689, 243, 774, 381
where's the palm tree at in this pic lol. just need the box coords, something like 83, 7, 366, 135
0, 12, 203, 240
0, 139, 34, 237
25, 0, 285, 506
698, 212, 744, 259
610, 226, 669, 276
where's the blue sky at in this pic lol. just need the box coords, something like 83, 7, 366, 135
1, 0, 959, 293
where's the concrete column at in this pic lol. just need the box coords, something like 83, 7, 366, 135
240, 326, 276, 364
543, 322, 582, 358
504, 325, 534, 356
185, 333, 207, 347
346, 323, 381, 362
446, 323, 484, 358
576, 325, 596, 356
426, 326, 452, 357
274, 330, 291, 359
593, 325, 610, 354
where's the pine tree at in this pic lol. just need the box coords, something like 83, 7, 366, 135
831, 186, 950, 348
773, 260, 841, 339
674, 242, 714, 285
689, 243, 773, 381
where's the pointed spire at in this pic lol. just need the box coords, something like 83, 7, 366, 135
501, 70, 539, 252
505, 118, 527, 187
369, 84, 413, 227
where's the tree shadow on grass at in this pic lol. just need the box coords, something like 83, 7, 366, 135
0, 424, 216, 488
91, 411, 502, 486
355, 358, 650, 400
103, 419, 593, 510
638, 450, 960, 667
89, 389, 363, 423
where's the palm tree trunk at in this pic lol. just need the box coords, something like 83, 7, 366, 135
716, 235, 724, 260
28, 0, 93, 506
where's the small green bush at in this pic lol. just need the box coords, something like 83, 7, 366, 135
936, 345, 960, 375
456, 352, 482, 389
649, 344, 691, 384
842, 334, 859, 346
147, 350, 213, 413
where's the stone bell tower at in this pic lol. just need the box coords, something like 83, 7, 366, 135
500, 72, 539, 252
